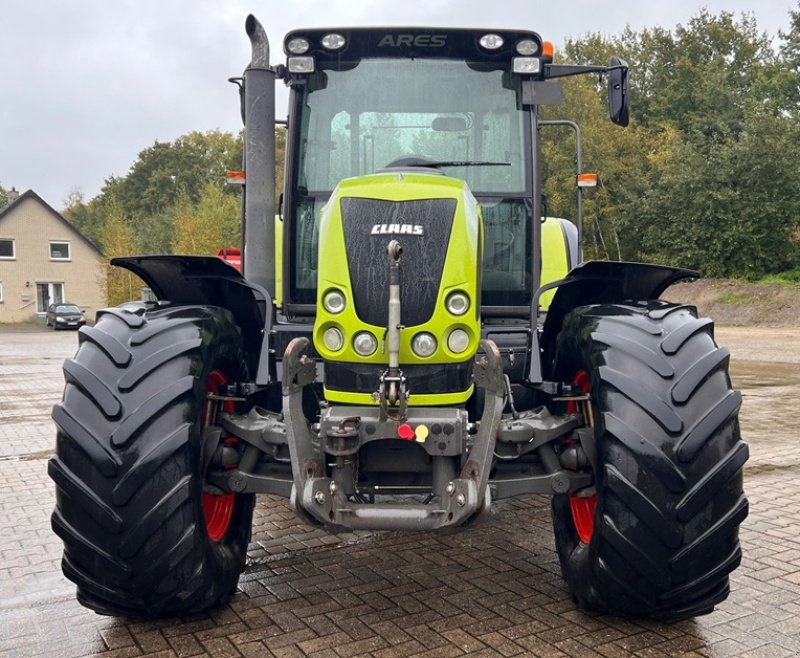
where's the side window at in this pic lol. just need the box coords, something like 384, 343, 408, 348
50, 241, 71, 260
479, 110, 525, 193
0, 238, 15, 259
480, 199, 530, 305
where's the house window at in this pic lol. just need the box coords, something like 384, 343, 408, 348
0, 281, 3, 303
36, 282, 64, 313
0, 238, 14, 259
50, 241, 71, 260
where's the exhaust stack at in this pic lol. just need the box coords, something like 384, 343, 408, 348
242, 15, 276, 298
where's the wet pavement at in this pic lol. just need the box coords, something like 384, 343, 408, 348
2, 326, 800, 658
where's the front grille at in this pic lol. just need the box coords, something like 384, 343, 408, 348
325, 361, 473, 395
341, 197, 456, 327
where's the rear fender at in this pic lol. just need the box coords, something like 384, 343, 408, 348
112, 255, 273, 384
533, 260, 698, 382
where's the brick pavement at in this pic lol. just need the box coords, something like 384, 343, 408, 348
1, 328, 800, 658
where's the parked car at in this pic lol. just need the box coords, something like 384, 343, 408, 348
46, 303, 86, 330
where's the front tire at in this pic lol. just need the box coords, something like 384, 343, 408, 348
49, 303, 254, 617
551, 301, 748, 618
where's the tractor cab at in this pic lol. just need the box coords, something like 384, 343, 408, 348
281, 28, 541, 317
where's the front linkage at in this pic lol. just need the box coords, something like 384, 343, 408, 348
280, 336, 506, 530
207, 337, 594, 530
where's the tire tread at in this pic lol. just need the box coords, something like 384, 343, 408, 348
50, 305, 254, 617
551, 301, 747, 619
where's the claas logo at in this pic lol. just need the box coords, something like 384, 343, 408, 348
371, 223, 424, 236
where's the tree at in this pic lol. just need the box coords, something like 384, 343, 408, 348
61, 187, 103, 246
775, 6, 800, 114
554, 9, 799, 276
102, 130, 243, 218
637, 110, 800, 277
172, 182, 240, 255
100, 197, 141, 305
60, 130, 248, 257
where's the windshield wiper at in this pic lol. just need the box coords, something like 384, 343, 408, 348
428, 160, 511, 167
384, 156, 511, 169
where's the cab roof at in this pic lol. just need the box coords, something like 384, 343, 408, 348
283, 27, 543, 62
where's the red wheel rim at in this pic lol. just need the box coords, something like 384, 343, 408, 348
569, 495, 597, 544
568, 369, 596, 544
202, 369, 236, 542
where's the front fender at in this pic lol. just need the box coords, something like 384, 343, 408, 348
535, 260, 698, 381
112, 255, 273, 384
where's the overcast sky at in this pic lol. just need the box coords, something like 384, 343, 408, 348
0, 1, 795, 208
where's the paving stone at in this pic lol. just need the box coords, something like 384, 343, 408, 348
3, 328, 800, 658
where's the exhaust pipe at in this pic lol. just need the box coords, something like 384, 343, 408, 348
242, 15, 276, 298
246, 15, 269, 68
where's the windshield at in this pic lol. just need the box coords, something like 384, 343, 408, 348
57, 305, 81, 313
289, 57, 531, 306
296, 59, 527, 193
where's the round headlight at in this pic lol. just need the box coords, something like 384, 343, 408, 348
321, 33, 346, 50
412, 332, 437, 358
479, 34, 504, 50
515, 39, 538, 56
322, 289, 346, 314
323, 327, 344, 351
353, 331, 378, 356
447, 329, 470, 354
286, 37, 310, 54
445, 291, 470, 316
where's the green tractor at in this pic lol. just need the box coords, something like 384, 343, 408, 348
50, 16, 748, 619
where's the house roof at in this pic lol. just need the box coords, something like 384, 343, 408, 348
0, 189, 103, 256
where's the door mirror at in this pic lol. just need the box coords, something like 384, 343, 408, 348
607, 56, 629, 127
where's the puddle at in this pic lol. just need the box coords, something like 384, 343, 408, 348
0, 449, 53, 462
729, 359, 800, 389
745, 462, 800, 476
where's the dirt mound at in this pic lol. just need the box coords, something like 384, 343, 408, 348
665, 279, 800, 327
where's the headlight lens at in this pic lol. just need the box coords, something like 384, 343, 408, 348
353, 331, 378, 356
515, 39, 538, 56
286, 37, 310, 54
447, 329, 470, 354
513, 57, 541, 74
322, 327, 344, 351
445, 291, 470, 316
322, 289, 346, 314
321, 33, 346, 50
412, 332, 437, 357
287, 56, 315, 73
479, 34, 504, 50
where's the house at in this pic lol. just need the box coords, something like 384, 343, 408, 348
0, 188, 105, 324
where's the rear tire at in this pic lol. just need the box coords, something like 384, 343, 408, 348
551, 301, 748, 618
49, 303, 254, 617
